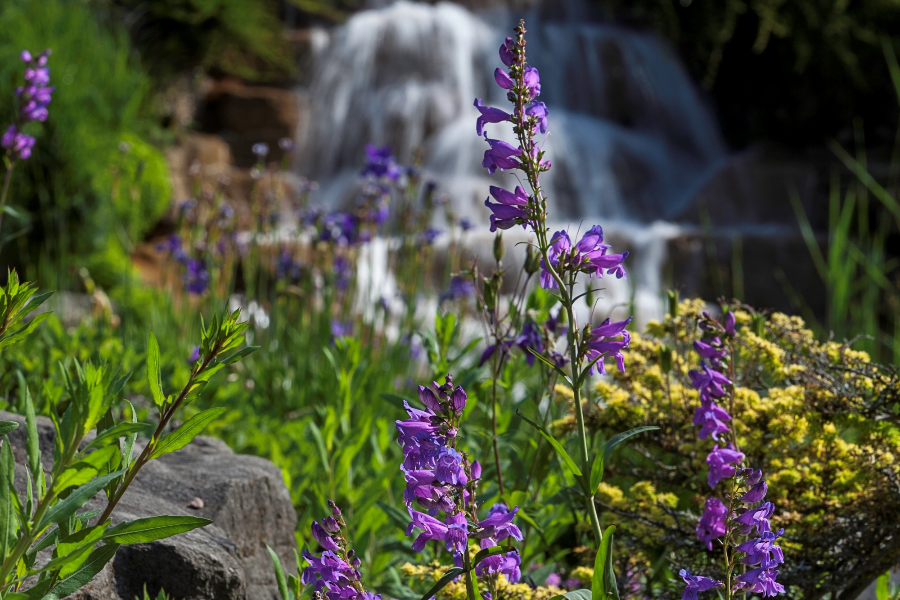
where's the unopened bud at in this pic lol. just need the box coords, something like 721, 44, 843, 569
322, 517, 340, 533
493, 233, 505, 262
483, 277, 496, 309
556, 308, 567, 324
585, 286, 595, 308
328, 499, 341, 517
667, 290, 679, 319
525, 245, 539, 274
659, 346, 673, 373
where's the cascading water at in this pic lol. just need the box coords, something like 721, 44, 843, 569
296, 0, 731, 323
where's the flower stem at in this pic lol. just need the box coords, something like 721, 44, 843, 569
0, 160, 16, 235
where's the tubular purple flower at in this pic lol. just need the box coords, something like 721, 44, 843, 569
734, 502, 774, 535
418, 385, 442, 412
734, 568, 785, 597
693, 401, 732, 441
539, 230, 571, 288
706, 444, 745, 488
679, 570, 722, 600
476, 551, 522, 583
525, 101, 549, 134
736, 529, 785, 568
484, 185, 529, 231
523, 66, 541, 98
407, 509, 449, 552
688, 362, 731, 398
474, 98, 511, 136
450, 386, 467, 413
482, 136, 521, 174
476, 504, 523, 543
435, 448, 467, 486
312, 521, 339, 551
494, 68, 514, 90
741, 480, 768, 503
499, 37, 515, 66
696, 498, 727, 550
444, 512, 469, 554
693, 339, 727, 360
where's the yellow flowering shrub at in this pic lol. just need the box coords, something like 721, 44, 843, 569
561, 300, 900, 598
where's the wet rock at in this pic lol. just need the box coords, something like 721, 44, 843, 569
0, 411, 296, 600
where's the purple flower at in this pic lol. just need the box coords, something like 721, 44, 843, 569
741, 480, 768, 503
312, 521, 339, 551
331, 320, 352, 341
1, 125, 35, 160
545, 573, 562, 587
459, 217, 474, 232
539, 230, 571, 289
252, 142, 269, 157
734, 502, 775, 536
724, 311, 736, 335
444, 512, 469, 554
183, 259, 209, 295
693, 339, 726, 360
435, 448, 467, 486
470, 460, 481, 480
484, 185, 529, 231
696, 498, 727, 551
20, 50, 32, 63
476, 504, 523, 544
525, 101, 549, 134
474, 98, 511, 136
418, 227, 443, 245
406, 509, 450, 552
321, 212, 358, 246
514, 320, 543, 366
706, 444, 744, 488
734, 568, 785, 597
584, 317, 632, 375
523, 66, 541, 98
279, 137, 295, 151
736, 529, 785, 569
441, 277, 474, 303
188, 346, 200, 364
494, 68, 514, 90
540, 226, 628, 287
688, 362, 731, 399
499, 37, 515, 67
362, 144, 402, 181
482, 136, 521, 174
692, 400, 732, 441
679, 570, 722, 600
476, 551, 521, 583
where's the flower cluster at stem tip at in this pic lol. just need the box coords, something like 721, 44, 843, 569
302, 501, 381, 600
398, 375, 524, 584
2, 49, 53, 161
681, 311, 786, 599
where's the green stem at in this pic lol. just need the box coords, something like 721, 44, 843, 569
0, 161, 15, 237
462, 550, 476, 600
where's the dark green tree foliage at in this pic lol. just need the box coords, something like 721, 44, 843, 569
601, 0, 900, 147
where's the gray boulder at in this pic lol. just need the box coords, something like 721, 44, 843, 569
0, 411, 297, 600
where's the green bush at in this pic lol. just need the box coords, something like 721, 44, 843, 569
0, 0, 170, 290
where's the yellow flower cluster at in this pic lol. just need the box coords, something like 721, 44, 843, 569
399, 558, 563, 600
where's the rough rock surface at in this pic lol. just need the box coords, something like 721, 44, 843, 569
0, 410, 297, 600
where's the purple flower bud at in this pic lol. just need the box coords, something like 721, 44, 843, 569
328, 499, 341, 517
494, 68, 514, 90
724, 311, 736, 335
20, 50, 32, 63
499, 37, 515, 67
321, 516, 340, 533
450, 386, 467, 412
741, 480, 768, 503
471, 460, 481, 480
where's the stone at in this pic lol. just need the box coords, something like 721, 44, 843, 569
0, 411, 297, 600
198, 79, 303, 167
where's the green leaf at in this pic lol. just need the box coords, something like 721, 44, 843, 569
40, 523, 109, 577
590, 427, 658, 493
267, 544, 293, 600
419, 567, 465, 600
0, 420, 18, 437
525, 347, 573, 385
47, 543, 120, 598
148, 408, 227, 460
592, 525, 619, 600
219, 345, 259, 366
517, 411, 584, 488
83, 422, 152, 452
548, 590, 592, 600
147, 332, 165, 408
103, 515, 211, 544
0, 312, 51, 352
20, 372, 41, 479
39, 470, 125, 530
0, 440, 15, 560
876, 571, 890, 600
51, 465, 99, 494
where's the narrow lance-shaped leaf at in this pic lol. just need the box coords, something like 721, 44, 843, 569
419, 567, 465, 600
517, 410, 586, 492
0, 440, 14, 559
46, 543, 120, 598
39, 470, 125, 530
548, 590, 593, 600
147, 332, 165, 408
267, 544, 293, 600
0, 421, 18, 437
592, 525, 619, 600
103, 515, 211, 545
148, 408, 227, 460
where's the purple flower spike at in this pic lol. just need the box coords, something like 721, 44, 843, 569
741, 480, 768, 503
482, 136, 521, 174
474, 98, 511, 136
679, 569, 722, 600
494, 68, 514, 90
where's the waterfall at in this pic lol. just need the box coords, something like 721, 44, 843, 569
296, 0, 731, 323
